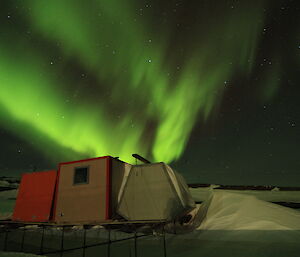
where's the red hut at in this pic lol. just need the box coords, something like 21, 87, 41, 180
53, 156, 127, 224
12, 156, 128, 224
12, 170, 57, 222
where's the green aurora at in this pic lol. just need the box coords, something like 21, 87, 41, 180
0, 0, 281, 164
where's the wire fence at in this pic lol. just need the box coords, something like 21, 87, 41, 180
0, 223, 168, 257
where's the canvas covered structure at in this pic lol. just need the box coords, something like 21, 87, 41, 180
53, 156, 129, 224
12, 156, 194, 224
117, 162, 195, 221
12, 170, 57, 222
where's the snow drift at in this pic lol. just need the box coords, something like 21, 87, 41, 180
197, 191, 300, 230
159, 191, 300, 257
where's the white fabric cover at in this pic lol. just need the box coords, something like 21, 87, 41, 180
117, 163, 132, 202
117, 162, 195, 221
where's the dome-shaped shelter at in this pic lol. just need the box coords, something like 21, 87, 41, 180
117, 162, 195, 221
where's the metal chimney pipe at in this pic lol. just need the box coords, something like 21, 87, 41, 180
132, 154, 151, 164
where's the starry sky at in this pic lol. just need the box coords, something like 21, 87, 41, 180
0, 0, 299, 186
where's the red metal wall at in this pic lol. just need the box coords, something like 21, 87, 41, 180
12, 170, 57, 222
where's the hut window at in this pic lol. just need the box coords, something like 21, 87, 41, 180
74, 167, 89, 185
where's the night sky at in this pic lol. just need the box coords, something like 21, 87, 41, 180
0, 0, 299, 186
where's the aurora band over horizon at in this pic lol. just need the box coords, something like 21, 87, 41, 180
0, 0, 276, 164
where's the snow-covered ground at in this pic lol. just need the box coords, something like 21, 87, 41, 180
1, 185, 300, 256
0, 178, 19, 191
161, 191, 300, 257
0, 189, 17, 220
190, 185, 300, 203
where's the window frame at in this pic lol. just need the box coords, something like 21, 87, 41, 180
73, 166, 90, 185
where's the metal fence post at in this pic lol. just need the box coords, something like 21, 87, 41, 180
40, 225, 45, 254
134, 230, 137, 257
163, 227, 167, 257
107, 228, 111, 257
83, 227, 87, 257
3, 229, 8, 251
20, 228, 26, 252
60, 226, 65, 257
